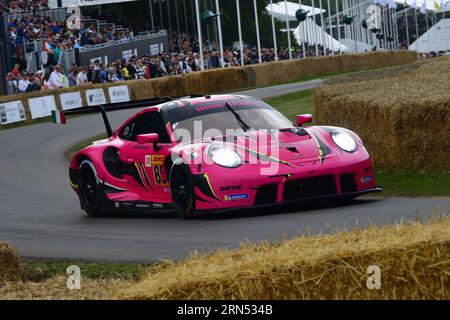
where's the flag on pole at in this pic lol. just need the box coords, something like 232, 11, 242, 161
420, 0, 427, 13
434, 0, 442, 11
51, 110, 66, 124
442, 0, 450, 10
388, 0, 398, 8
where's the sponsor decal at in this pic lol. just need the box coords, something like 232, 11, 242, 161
85, 89, 106, 106
224, 193, 249, 201
0, 101, 26, 125
151, 155, 165, 165
220, 185, 242, 192
152, 203, 163, 209
114, 202, 120, 208
135, 203, 150, 208
145, 155, 152, 167
361, 176, 373, 183
108, 85, 130, 103
60, 92, 82, 110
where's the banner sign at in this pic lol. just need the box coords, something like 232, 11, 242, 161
122, 49, 137, 61
86, 89, 106, 106
108, 86, 130, 104
60, 91, 83, 110
0, 101, 26, 125
49, 0, 137, 8
28, 95, 57, 119
150, 43, 164, 56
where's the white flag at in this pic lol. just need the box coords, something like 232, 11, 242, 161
388, 0, 398, 8
441, 0, 450, 10
420, 0, 427, 13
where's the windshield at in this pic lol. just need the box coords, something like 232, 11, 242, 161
168, 101, 293, 141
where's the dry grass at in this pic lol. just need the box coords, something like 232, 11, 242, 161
0, 276, 130, 300
0, 242, 22, 284
1, 215, 449, 299
116, 216, 450, 300
315, 56, 450, 172
0, 51, 418, 125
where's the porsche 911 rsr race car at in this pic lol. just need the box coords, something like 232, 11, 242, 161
68, 94, 382, 218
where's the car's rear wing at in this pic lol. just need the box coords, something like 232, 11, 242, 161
53, 94, 203, 138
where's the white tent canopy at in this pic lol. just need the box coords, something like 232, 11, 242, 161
266, 1, 326, 22
409, 18, 450, 52
339, 38, 380, 52
294, 20, 349, 52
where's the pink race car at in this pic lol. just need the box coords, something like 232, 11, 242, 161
69, 94, 382, 218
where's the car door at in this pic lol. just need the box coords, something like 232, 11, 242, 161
117, 110, 173, 203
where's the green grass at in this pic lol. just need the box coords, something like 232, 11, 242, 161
21, 261, 147, 282
264, 89, 314, 122
376, 169, 450, 197
65, 133, 107, 162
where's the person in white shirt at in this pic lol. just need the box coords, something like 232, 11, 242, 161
48, 65, 68, 89
17, 73, 31, 92
76, 66, 88, 85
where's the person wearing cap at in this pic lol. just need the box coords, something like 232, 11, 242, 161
17, 72, 31, 92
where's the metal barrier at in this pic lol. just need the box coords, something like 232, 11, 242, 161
4, 7, 67, 22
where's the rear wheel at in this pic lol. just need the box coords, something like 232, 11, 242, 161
169, 163, 196, 219
78, 160, 103, 217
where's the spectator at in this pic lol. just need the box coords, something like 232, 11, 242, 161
76, 66, 88, 85
48, 65, 68, 89
11, 64, 21, 77
67, 65, 78, 87
6, 72, 18, 94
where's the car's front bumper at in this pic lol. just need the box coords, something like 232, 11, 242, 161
193, 156, 380, 211
199, 186, 383, 214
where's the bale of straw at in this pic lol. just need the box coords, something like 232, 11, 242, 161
0, 51, 419, 125
115, 217, 450, 300
0, 242, 22, 283
315, 57, 450, 172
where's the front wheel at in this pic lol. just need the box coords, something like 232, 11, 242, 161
78, 160, 103, 217
169, 162, 196, 219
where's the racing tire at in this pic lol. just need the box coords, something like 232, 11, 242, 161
169, 162, 196, 219
78, 160, 104, 217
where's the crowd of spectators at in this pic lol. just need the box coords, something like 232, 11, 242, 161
4, 31, 344, 95
3, 0, 133, 65
1, 2, 357, 95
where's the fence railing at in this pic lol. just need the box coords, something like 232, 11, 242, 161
4, 7, 67, 22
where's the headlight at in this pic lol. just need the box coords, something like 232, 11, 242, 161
331, 131, 357, 153
209, 146, 241, 168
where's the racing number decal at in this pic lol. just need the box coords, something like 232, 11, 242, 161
153, 165, 163, 185
151, 155, 168, 186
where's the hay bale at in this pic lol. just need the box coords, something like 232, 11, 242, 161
315, 57, 450, 172
0, 51, 419, 125
115, 217, 450, 300
0, 242, 22, 283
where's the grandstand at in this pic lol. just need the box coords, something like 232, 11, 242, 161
1, 0, 449, 96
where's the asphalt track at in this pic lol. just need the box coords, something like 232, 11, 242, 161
1, 79, 449, 262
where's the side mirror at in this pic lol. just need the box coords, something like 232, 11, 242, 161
295, 114, 313, 126
137, 133, 159, 145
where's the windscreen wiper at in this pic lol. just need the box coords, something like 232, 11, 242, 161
224, 102, 251, 132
